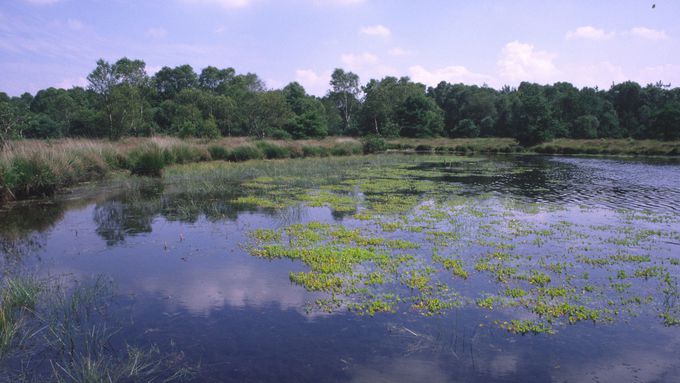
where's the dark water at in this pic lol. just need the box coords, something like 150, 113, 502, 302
1, 154, 679, 382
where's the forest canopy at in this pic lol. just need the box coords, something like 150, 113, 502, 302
2, 57, 679, 147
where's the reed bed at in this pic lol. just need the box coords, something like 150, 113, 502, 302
0, 137, 363, 202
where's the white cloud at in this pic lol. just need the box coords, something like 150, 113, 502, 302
497, 41, 559, 84
341, 52, 378, 68
388, 47, 413, 57
147, 27, 168, 38
563, 62, 626, 89
180, 0, 252, 9
409, 65, 493, 86
295, 69, 330, 96
23, 0, 60, 5
629, 27, 669, 40
55, 77, 88, 89
146, 65, 163, 75
566, 26, 614, 41
360, 24, 391, 38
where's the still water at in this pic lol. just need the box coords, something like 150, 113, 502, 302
1, 154, 679, 382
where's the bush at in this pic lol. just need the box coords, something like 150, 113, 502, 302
415, 144, 432, 152
208, 145, 229, 160
256, 141, 291, 159
228, 145, 264, 162
330, 143, 362, 156
361, 136, 387, 154
79, 151, 109, 179
4, 156, 58, 197
130, 145, 165, 177
302, 146, 329, 157
169, 145, 202, 164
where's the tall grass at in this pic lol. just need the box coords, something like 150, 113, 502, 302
0, 274, 197, 382
3, 136, 678, 203
532, 138, 680, 156
0, 276, 42, 355
0, 137, 363, 202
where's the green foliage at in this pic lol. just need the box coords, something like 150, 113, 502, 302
329, 142, 362, 156
3, 156, 58, 197
227, 145, 264, 162
255, 141, 291, 159
302, 145, 330, 157
129, 144, 165, 177
452, 119, 480, 138
208, 145, 229, 160
573, 115, 600, 139
361, 135, 387, 154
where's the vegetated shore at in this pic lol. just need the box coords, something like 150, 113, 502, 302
1, 136, 679, 204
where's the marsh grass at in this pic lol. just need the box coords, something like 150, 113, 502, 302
533, 138, 680, 156
0, 276, 42, 355
0, 275, 195, 382
0, 137, 363, 202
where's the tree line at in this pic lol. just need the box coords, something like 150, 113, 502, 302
1, 57, 679, 148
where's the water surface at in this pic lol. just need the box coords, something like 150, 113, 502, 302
1, 154, 679, 382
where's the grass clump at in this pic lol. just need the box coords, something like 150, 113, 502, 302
228, 145, 264, 162
208, 145, 230, 160
0, 276, 42, 355
129, 144, 166, 177
256, 141, 291, 159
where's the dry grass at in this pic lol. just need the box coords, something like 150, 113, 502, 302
0, 136, 363, 202
533, 138, 680, 155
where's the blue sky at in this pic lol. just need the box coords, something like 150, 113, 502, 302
1, 0, 679, 96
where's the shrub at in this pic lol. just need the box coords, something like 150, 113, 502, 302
130, 145, 165, 177
302, 146, 329, 157
330, 143, 362, 156
228, 145, 264, 162
170, 145, 201, 164
79, 151, 109, 179
255, 141, 291, 159
415, 144, 432, 152
208, 145, 229, 160
4, 156, 58, 197
361, 136, 387, 154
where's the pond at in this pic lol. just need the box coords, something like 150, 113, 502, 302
1, 154, 679, 382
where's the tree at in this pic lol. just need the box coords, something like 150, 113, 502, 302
88, 58, 154, 139
153, 65, 198, 100
198, 66, 236, 92
512, 82, 557, 145
396, 93, 444, 137
329, 69, 360, 135
572, 115, 599, 139
452, 119, 480, 138
0, 96, 25, 148
240, 91, 292, 138
282, 82, 328, 138
651, 104, 680, 140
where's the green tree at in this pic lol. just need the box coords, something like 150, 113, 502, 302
572, 115, 599, 139
329, 69, 361, 135
153, 64, 198, 100
452, 118, 480, 138
396, 93, 444, 137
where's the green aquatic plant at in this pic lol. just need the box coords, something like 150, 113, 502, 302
500, 320, 553, 335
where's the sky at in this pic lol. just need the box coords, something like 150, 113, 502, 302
1, 0, 679, 96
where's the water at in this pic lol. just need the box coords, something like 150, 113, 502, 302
1, 154, 679, 382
